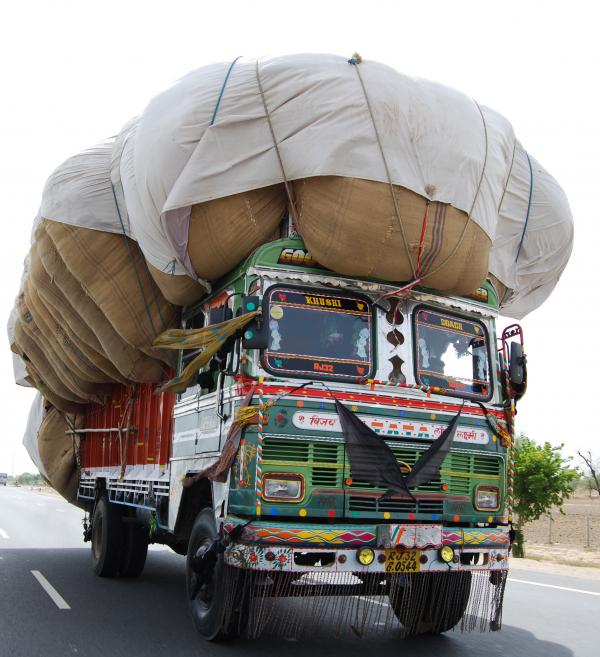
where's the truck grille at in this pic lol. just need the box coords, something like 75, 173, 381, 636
262, 436, 502, 497
348, 496, 444, 515
263, 437, 344, 488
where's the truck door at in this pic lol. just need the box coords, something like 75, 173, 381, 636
172, 387, 221, 456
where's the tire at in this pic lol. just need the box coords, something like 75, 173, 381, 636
91, 496, 126, 577
120, 521, 149, 578
186, 509, 247, 641
390, 572, 472, 635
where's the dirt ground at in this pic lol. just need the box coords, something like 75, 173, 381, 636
522, 490, 600, 569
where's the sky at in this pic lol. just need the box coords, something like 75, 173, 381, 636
0, 0, 597, 474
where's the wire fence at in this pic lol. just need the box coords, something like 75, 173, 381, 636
525, 511, 600, 550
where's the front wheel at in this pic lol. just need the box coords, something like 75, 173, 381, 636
186, 509, 247, 641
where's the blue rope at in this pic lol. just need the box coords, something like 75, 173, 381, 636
210, 56, 242, 126
515, 152, 533, 262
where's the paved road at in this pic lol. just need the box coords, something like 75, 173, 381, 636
1, 486, 598, 657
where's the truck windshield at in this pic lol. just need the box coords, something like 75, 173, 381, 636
262, 287, 373, 381
414, 307, 491, 400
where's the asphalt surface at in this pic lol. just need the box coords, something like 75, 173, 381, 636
1, 486, 598, 657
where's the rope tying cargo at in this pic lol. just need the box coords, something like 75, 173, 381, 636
349, 55, 489, 298
255, 59, 300, 228
415, 202, 430, 279
515, 151, 533, 262
210, 56, 242, 125
348, 54, 417, 280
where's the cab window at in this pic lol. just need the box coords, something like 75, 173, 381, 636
262, 286, 374, 382
413, 307, 491, 400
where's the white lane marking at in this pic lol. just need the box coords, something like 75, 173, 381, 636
55, 509, 65, 513
509, 577, 600, 597
31, 571, 71, 609
0, 528, 9, 539
356, 596, 388, 608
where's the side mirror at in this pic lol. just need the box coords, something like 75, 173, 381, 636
241, 295, 269, 349
509, 341, 525, 386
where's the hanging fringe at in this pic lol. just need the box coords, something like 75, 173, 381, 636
217, 566, 507, 639
152, 310, 260, 393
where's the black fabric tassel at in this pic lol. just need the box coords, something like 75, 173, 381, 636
334, 400, 462, 499
218, 565, 507, 639
334, 399, 415, 500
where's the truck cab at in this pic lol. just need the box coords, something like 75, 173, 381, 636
78, 236, 517, 640
170, 236, 513, 637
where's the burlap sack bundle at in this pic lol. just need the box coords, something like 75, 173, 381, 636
43, 220, 179, 359
17, 292, 106, 404
488, 274, 509, 306
29, 243, 126, 384
37, 407, 82, 504
147, 264, 208, 307
294, 177, 491, 295
25, 277, 111, 386
187, 185, 287, 281
148, 185, 286, 306
148, 184, 287, 306
37, 223, 167, 382
14, 317, 86, 405
23, 364, 81, 415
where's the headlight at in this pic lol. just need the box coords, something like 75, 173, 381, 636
475, 486, 500, 511
356, 548, 375, 566
439, 546, 455, 563
263, 475, 304, 502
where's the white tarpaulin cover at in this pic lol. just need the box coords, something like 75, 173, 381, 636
22, 393, 47, 479
30, 54, 574, 318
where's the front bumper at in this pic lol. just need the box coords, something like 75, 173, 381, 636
223, 518, 510, 573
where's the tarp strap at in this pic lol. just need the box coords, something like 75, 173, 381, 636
255, 58, 300, 227
211, 56, 242, 125
515, 151, 533, 262
348, 53, 417, 280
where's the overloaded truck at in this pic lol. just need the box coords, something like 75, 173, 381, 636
10, 54, 572, 641
76, 235, 525, 638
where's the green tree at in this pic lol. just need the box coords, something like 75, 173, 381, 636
512, 434, 579, 557
16, 472, 44, 486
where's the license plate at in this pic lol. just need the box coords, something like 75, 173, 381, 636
385, 549, 420, 573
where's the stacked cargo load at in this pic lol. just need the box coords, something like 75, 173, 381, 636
9, 54, 573, 498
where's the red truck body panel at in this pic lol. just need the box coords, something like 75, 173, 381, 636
80, 383, 175, 471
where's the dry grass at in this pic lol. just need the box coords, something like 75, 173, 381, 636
522, 490, 600, 567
